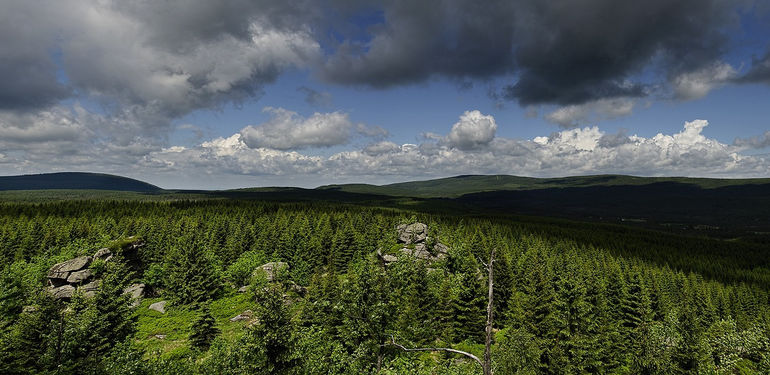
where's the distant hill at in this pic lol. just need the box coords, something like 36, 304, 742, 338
0, 172, 162, 192
318, 174, 770, 198
317, 174, 770, 235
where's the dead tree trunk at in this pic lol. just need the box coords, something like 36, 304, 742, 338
388, 248, 497, 375
482, 247, 495, 375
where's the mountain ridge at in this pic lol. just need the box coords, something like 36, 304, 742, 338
0, 172, 162, 192
317, 174, 770, 198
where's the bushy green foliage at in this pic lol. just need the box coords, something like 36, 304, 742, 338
225, 250, 266, 286
142, 263, 165, 292
205, 284, 299, 374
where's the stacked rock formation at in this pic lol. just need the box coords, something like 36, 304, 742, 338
46, 237, 145, 301
377, 222, 449, 266
47, 255, 99, 300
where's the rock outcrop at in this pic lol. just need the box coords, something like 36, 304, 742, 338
80, 280, 100, 298
46, 237, 145, 301
398, 223, 429, 244
378, 222, 449, 266
50, 285, 76, 300
47, 256, 94, 300
148, 300, 167, 313
48, 256, 92, 286
93, 248, 113, 262
253, 262, 289, 282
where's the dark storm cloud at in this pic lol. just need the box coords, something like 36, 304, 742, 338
321, 0, 745, 105
113, 0, 317, 51
0, 58, 70, 111
0, 3, 70, 110
321, 0, 517, 87
0, 0, 756, 121
736, 49, 770, 84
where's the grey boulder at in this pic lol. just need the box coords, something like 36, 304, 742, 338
47, 256, 91, 281
230, 310, 253, 322
148, 300, 167, 314
66, 269, 93, 284
50, 285, 76, 300
123, 283, 145, 307
80, 280, 100, 298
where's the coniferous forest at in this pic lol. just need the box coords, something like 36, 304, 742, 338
3, 0, 770, 373
0, 198, 768, 374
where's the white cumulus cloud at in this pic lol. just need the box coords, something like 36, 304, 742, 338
239, 107, 384, 150
447, 110, 497, 150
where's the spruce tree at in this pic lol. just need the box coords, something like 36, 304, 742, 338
451, 272, 487, 343
89, 260, 136, 358
164, 240, 221, 305
189, 305, 220, 350
235, 284, 299, 374
0, 267, 23, 329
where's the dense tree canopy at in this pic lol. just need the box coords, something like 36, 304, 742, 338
0, 199, 767, 374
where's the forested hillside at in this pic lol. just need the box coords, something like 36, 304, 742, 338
0, 199, 768, 374
0, 172, 162, 192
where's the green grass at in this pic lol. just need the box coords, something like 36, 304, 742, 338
134, 291, 256, 358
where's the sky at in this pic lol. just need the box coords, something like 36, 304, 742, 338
1, 0, 769, 189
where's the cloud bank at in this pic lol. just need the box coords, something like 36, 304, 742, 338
2, 107, 766, 187
134, 114, 768, 186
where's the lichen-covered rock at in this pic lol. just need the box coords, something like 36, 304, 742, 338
434, 243, 449, 257
289, 282, 307, 295
122, 236, 145, 252
49, 285, 76, 300
254, 262, 289, 282
149, 300, 167, 313
397, 223, 428, 244
380, 223, 450, 266
66, 269, 93, 284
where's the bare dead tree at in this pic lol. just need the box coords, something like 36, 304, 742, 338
481, 247, 495, 375
387, 248, 496, 375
